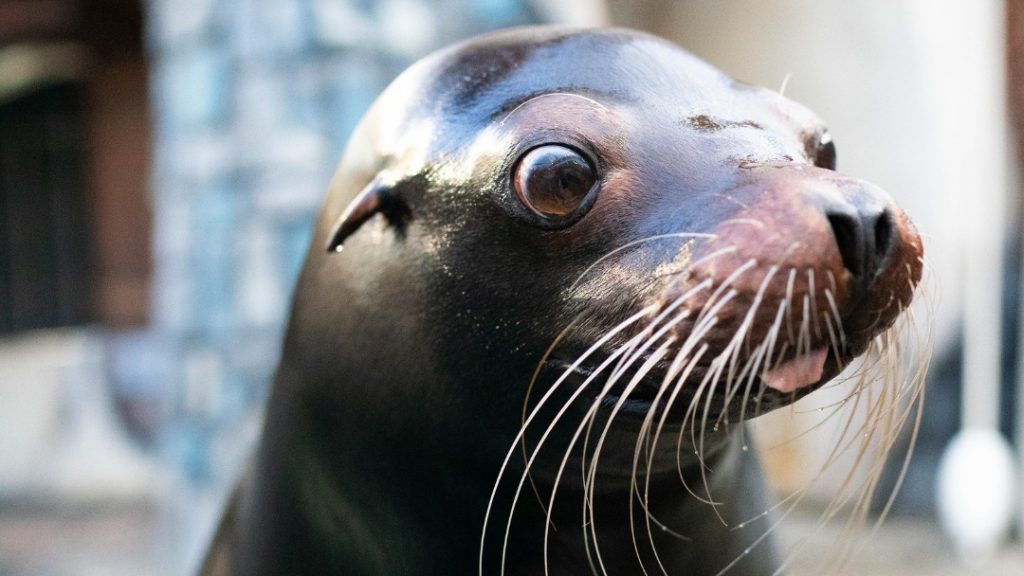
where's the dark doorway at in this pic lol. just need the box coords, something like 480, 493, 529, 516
0, 0, 151, 332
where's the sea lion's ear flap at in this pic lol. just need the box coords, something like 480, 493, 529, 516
325, 179, 388, 253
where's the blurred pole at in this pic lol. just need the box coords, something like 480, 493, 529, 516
1010, 0, 1024, 547
948, 0, 1017, 558
1017, 157, 1024, 546
960, 0, 1007, 432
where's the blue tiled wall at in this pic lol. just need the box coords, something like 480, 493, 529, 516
143, 0, 542, 485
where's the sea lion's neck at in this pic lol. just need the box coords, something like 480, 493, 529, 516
495, 431, 780, 576
240, 402, 779, 576
237, 379, 499, 575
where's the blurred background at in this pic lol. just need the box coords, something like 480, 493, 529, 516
0, 0, 1022, 574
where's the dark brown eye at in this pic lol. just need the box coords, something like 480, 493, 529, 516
513, 145, 597, 220
814, 131, 837, 170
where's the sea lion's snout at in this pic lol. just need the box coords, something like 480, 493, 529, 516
771, 171, 923, 309
652, 166, 923, 405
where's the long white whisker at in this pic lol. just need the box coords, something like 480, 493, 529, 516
481, 306, 654, 575
568, 233, 717, 294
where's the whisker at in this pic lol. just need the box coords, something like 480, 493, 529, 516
825, 271, 848, 351
784, 268, 797, 343
568, 233, 717, 294
580, 338, 676, 576
807, 268, 822, 340
481, 306, 653, 576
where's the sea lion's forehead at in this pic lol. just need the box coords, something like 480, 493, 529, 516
363, 27, 824, 183
418, 28, 821, 146
432, 28, 733, 115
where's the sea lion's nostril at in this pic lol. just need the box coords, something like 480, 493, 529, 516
827, 210, 864, 280
874, 208, 894, 265
826, 204, 894, 286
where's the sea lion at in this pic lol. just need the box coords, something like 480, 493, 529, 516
201, 26, 925, 576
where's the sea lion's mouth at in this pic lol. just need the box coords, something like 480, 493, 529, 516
546, 342, 858, 422
761, 347, 828, 393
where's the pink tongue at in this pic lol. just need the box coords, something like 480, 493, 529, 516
762, 348, 828, 393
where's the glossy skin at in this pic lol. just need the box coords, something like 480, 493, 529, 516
204, 27, 923, 576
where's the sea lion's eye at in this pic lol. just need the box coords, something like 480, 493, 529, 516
514, 145, 597, 220
814, 132, 837, 171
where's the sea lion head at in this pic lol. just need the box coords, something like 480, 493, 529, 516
306, 26, 921, 443
256, 26, 926, 576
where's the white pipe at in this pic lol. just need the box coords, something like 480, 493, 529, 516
958, 0, 1008, 431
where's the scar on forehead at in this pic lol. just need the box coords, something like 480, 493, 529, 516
684, 114, 762, 133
